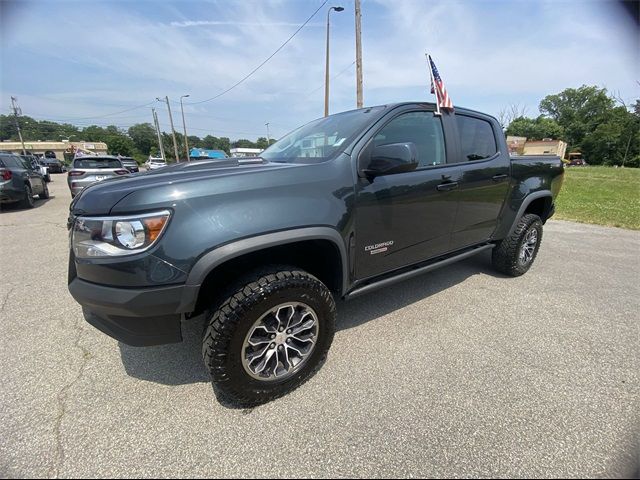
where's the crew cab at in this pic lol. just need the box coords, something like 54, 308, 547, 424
67, 103, 564, 406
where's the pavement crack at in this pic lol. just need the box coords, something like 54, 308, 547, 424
51, 320, 92, 479
1, 286, 15, 312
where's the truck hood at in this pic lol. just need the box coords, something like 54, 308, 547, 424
71, 158, 299, 215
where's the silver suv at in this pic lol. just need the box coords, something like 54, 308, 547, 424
67, 156, 128, 198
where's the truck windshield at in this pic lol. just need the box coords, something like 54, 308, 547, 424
261, 107, 384, 164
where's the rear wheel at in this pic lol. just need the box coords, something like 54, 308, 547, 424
202, 266, 336, 407
492, 213, 543, 276
18, 184, 35, 209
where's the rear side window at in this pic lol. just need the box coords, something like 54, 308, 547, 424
373, 111, 446, 168
0, 156, 23, 168
456, 115, 497, 161
74, 158, 122, 169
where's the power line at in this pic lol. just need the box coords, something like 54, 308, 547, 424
24, 101, 158, 122
305, 61, 355, 98
186, 0, 329, 105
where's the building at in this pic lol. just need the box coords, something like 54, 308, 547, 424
0, 140, 107, 160
522, 140, 567, 159
189, 148, 228, 159
230, 148, 263, 158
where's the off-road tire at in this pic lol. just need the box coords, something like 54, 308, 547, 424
18, 184, 35, 209
492, 213, 543, 277
202, 266, 336, 407
39, 181, 49, 199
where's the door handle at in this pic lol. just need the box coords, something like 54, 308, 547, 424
436, 182, 459, 192
492, 174, 508, 182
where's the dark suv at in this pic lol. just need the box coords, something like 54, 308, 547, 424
0, 153, 49, 208
41, 153, 64, 174
118, 157, 140, 173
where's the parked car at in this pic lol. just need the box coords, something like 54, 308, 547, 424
41, 157, 64, 173
145, 157, 167, 170
0, 152, 49, 208
68, 102, 564, 406
20, 155, 51, 182
565, 152, 587, 166
119, 157, 140, 173
67, 156, 129, 198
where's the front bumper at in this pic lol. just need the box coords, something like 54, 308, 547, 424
69, 278, 199, 346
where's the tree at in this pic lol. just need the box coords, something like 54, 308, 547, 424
539, 85, 614, 147
497, 103, 528, 129
255, 137, 269, 150
580, 106, 639, 167
160, 132, 176, 161
106, 135, 135, 156
201, 135, 217, 149
506, 116, 563, 140
128, 123, 157, 156
233, 138, 256, 149
217, 137, 231, 154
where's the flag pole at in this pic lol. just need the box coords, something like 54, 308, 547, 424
426, 54, 441, 116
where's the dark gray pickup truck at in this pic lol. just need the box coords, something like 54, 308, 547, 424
68, 102, 564, 406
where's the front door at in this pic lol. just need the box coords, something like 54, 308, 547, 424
354, 109, 459, 280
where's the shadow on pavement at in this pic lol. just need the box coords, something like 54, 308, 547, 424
118, 315, 209, 385
118, 251, 498, 387
0, 195, 56, 212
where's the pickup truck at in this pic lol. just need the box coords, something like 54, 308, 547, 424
67, 102, 564, 406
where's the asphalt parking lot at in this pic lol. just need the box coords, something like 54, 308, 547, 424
1, 176, 638, 478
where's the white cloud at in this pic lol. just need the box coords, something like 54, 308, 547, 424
2, 0, 637, 139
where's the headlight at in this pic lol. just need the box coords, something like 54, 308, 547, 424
72, 210, 171, 258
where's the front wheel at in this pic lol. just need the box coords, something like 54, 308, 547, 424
492, 213, 543, 277
202, 267, 336, 407
39, 181, 49, 199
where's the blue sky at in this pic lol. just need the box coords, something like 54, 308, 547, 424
1, 0, 638, 141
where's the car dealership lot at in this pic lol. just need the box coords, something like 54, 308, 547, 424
1, 178, 638, 478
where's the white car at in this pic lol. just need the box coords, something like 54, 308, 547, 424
145, 156, 167, 170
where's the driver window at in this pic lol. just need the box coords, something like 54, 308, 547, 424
374, 112, 445, 168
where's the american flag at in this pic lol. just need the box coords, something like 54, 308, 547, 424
428, 55, 454, 111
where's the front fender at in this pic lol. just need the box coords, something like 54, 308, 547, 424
184, 226, 349, 296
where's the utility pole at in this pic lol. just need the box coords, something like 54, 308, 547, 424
354, 0, 363, 108
157, 96, 180, 162
265, 122, 271, 144
324, 6, 344, 117
10, 97, 27, 155
152, 108, 166, 161
180, 95, 191, 161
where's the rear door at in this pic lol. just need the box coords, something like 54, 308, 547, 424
447, 113, 511, 250
18, 157, 44, 194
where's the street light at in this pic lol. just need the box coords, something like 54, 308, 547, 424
324, 6, 344, 117
157, 96, 180, 163
180, 95, 190, 161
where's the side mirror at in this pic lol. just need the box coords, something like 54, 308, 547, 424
360, 142, 419, 179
